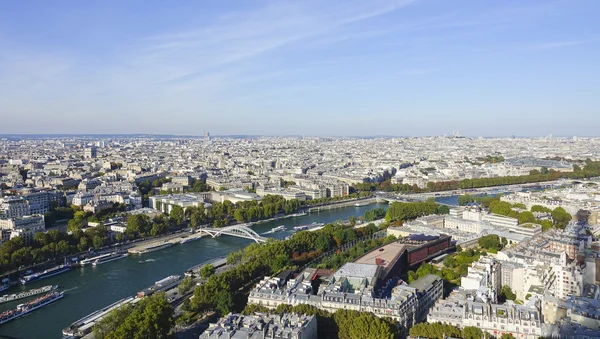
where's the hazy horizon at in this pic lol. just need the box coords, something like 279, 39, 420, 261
1, 0, 599, 136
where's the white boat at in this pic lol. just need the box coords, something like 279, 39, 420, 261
92, 253, 128, 266
0, 285, 57, 304
262, 225, 286, 235
272, 225, 286, 232
80, 253, 114, 266
0, 291, 64, 325
294, 222, 324, 232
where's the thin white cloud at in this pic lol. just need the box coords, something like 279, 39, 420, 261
529, 40, 590, 51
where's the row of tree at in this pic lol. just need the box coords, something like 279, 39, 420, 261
305, 191, 372, 206
364, 207, 386, 221
487, 200, 572, 229
354, 160, 600, 195
0, 225, 111, 274
409, 322, 518, 339
385, 200, 448, 222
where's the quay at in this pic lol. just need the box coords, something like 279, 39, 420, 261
308, 197, 378, 212
127, 231, 206, 254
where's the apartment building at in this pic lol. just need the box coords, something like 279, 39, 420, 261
0, 196, 30, 219
0, 215, 45, 244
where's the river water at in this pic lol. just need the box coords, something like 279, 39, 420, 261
0, 203, 387, 339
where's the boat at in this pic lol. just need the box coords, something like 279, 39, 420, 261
0, 285, 8, 294
354, 201, 369, 207
262, 225, 286, 235
294, 222, 324, 232
62, 296, 140, 337
0, 291, 64, 325
180, 236, 201, 244
0, 285, 58, 304
92, 252, 128, 266
129, 241, 175, 255
272, 225, 286, 233
80, 252, 115, 266
20, 264, 72, 285
136, 275, 181, 298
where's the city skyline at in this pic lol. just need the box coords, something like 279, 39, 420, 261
1, 0, 599, 136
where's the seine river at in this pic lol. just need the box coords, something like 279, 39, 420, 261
0, 203, 387, 339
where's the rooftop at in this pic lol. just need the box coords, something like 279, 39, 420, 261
353, 241, 409, 269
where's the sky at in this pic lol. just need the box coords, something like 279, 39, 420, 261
0, 0, 599, 137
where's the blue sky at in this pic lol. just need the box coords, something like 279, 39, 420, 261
0, 0, 599, 136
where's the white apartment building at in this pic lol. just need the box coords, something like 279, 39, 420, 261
0, 196, 30, 219
149, 193, 210, 214
0, 215, 45, 244
71, 192, 94, 206
255, 187, 307, 202
428, 300, 543, 339
445, 217, 483, 233
21, 191, 53, 215
171, 175, 191, 187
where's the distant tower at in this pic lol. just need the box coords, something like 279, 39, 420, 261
204, 131, 211, 142
84, 146, 97, 159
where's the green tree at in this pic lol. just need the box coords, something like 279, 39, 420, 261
97, 293, 173, 339
551, 207, 572, 229
178, 276, 195, 294
531, 205, 552, 213
214, 290, 234, 315
499, 285, 516, 302
462, 326, 484, 339
233, 209, 246, 223
200, 264, 215, 280
478, 234, 503, 251
169, 205, 184, 225
127, 214, 151, 237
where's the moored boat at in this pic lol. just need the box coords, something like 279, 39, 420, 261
0, 285, 58, 304
0, 291, 64, 325
20, 264, 71, 285
92, 252, 128, 266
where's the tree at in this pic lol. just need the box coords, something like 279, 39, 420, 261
478, 234, 502, 251
500, 334, 516, 339
169, 205, 184, 225
127, 214, 151, 237
531, 205, 552, 213
214, 290, 234, 315
517, 211, 535, 224
348, 216, 357, 227
334, 309, 396, 339
462, 326, 484, 339
233, 209, 246, 223
499, 285, 516, 302
96, 293, 173, 339
551, 207, 572, 229
178, 276, 195, 294
200, 264, 215, 280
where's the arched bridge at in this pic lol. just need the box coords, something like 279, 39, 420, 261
199, 224, 266, 243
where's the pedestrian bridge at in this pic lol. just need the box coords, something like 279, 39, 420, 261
199, 224, 267, 243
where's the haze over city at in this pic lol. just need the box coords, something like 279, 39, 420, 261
1, 0, 599, 136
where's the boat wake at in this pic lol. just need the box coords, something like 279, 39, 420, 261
139, 259, 157, 263
63, 286, 78, 293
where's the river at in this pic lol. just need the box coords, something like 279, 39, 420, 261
0, 203, 387, 339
